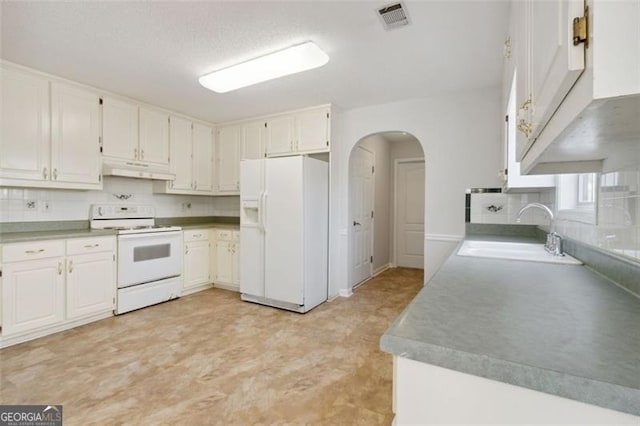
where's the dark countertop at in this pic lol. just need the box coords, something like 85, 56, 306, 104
0, 217, 240, 244
380, 236, 640, 416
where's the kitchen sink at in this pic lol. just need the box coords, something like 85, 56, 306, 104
457, 240, 582, 265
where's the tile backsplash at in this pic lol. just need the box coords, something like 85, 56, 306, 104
545, 166, 640, 262
470, 192, 549, 226
0, 177, 240, 223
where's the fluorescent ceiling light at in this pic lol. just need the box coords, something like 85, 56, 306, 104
199, 41, 329, 93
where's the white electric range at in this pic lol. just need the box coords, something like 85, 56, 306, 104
90, 204, 183, 314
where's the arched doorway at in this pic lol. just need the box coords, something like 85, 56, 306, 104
347, 131, 425, 290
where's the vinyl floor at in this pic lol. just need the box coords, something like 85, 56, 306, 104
0, 267, 423, 425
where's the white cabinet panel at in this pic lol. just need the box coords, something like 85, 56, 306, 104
50, 83, 101, 185
183, 239, 210, 291
296, 108, 330, 153
242, 121, 265, 160
213, 230, 239, 289
102, 96, 138, 161
2, 257, 65, 337
169, 116, 193, 191
139, 107, 170, 166
66, 251, 115, 320
217, 125, 241, 192
0, 66, 50, 181
266, 116, 295, 156
193, 123, 214, 192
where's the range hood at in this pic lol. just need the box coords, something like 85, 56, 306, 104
102, 159, 175, 181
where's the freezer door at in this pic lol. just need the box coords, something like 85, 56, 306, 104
264, 157, 304, 305
239, 226, 264, 297
240, 159, 264, 201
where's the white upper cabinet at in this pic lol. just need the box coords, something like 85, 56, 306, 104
515, 0, 585, 160
512, 0, 640, 174
217, 125, 241, 192
102, 100, 170, 168
0, 66, 50, 182
168, 116, 194, 191
242, 121, 265, 160
0, 64, 101, 189
265, 106, 331, 157
192, 123, 214, 192
296, 107, 330, 153
50, 83, 101, 185
266, 115, 296, 156
101, 96, 138, 160
139, 107, 170, 166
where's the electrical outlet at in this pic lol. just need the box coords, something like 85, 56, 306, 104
25, 200, 37, 210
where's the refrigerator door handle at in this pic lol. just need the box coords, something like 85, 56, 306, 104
258, 192, 265, 231
261, 192, 268, 233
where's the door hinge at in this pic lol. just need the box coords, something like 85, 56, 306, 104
168, 117, 170, 124
370, 256, 373, 263
264, 122, 267, 128
326, 140, 329, 147
326, 112, 329, 119
372, 166, 375, 174
505, 115, 508, 122
371, 211, 374, 218
572, 6, 589, 47
99, 174, 102, 182
113, 254, 115, 261
99, 98, 103, 105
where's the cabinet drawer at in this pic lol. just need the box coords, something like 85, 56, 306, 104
2, 240, 65, 263
184, 229, 209, 242
214, 229, 239, 241
66, 236, 116, 255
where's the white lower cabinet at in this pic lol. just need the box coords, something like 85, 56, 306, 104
212, 229, 240, 291
66, 251, 115, 320
183, 229, 211, 294
2, 257, 65, 337
0, 236, 116, 347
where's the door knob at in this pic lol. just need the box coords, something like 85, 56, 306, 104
353, 221, 361, 226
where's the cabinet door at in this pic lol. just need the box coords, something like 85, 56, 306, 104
242, 121, 265, 160
514, 0, 533, 160
66, 252, 115, 320
50, 83, 101, 185
2, 258, 65, 336
139, 107, 170, 166
217, 125, 241, 192
193, 123, 214, 192
183, 241, 211, 290
215, 240, 234, 284
266, 116, 295, 156
529, 0, 585, 140
296, 108, 330, 153
0, 67, 50, 181
169, 116, 194, 191
102, 96, 138, 161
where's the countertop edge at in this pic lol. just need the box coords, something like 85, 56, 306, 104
380, 334, 640, 416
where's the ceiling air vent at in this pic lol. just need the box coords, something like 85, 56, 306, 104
377, 2, 410, 30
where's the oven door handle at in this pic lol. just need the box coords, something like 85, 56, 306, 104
117, 230, 183, 240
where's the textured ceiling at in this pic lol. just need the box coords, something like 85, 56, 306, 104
0, 1, 509, 123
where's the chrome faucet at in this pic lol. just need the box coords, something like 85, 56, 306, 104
516, 203, 564, 256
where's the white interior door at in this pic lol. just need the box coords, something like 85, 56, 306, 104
395, 160, 425, 269
350, 146, 374, 287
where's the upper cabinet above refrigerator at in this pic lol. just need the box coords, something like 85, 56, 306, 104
509, 0, 640, 175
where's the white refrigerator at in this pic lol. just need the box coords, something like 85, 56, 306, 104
240, 156, 328, 313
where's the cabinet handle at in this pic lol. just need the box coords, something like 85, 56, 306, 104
25, 249, 45, 254
517, 120, 532, 137
53, 168, 58, 180
141, 149, 145, 159
58, 261, 63, 275
134, 148, 138, 159
68, 260, 74, 273
84, 243, 100, 248
194, 180, 197, 189
519, 95, 532, 112
193, 234, 202, 238
43, 167, 48, 179
185, 245, 189, 255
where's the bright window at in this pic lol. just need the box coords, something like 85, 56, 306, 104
556, 173, 598, 224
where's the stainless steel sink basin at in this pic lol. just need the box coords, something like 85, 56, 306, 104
457, 240, 582, 265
